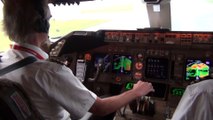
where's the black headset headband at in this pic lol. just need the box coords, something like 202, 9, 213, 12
33, 0, 50, 33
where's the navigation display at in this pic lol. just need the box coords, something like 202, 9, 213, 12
185, 59, 211, 81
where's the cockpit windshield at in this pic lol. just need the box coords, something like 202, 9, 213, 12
48, 0, 150, 40
171, 0, 213, 31
48, 0, 213, 40
1, 0, 213, 51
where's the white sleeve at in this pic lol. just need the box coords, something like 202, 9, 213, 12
36, 64, 97, 119
171, 86, 201, 120
172, 82, 213, 120
171, 87, 193, 120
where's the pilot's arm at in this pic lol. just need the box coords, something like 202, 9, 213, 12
36, 63, 154, 119
89, 81, 154, 116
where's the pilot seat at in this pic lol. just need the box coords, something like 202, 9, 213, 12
0, 79, 44, 120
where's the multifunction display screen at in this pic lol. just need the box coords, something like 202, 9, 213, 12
185, 59, 211, 81
112, 54, 133, 74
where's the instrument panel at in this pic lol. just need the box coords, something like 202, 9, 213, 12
50, 29, 213, 120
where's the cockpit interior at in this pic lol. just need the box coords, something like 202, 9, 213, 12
1, 0, 213, 120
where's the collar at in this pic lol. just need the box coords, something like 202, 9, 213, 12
10, 43, 49, 60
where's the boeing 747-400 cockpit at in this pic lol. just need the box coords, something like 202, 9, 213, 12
0, 0, 213, 120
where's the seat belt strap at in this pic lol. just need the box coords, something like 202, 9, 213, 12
0, 56, 37, 76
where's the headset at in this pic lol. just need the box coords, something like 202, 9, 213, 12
32, 0, 50, 33
1, 0, 50, 33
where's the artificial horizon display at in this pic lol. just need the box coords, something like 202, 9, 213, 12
112, 54, 133, 74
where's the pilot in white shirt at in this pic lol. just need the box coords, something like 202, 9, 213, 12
0, 0, 154, 119
0, 43, 97, 120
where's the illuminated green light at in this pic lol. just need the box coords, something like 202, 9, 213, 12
171, 88, 185, 96
125, 82, 134, 90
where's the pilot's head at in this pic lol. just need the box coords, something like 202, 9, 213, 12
2, 0, 51, 45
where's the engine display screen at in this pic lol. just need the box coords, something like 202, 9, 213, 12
112, 54, 133, 74
185, 59, 211, 81
145, 57, 169, 80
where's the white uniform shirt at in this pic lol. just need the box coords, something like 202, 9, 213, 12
172, 79, 213, 120
0, 43, 97, 120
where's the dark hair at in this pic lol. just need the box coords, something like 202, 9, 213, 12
2, 0, 49, 43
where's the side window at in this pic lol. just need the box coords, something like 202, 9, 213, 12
0, 2, 11, 52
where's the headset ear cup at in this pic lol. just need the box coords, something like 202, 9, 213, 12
33, 0, 50, 33
34, 19, 49, 33
43, 19, 50, 33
